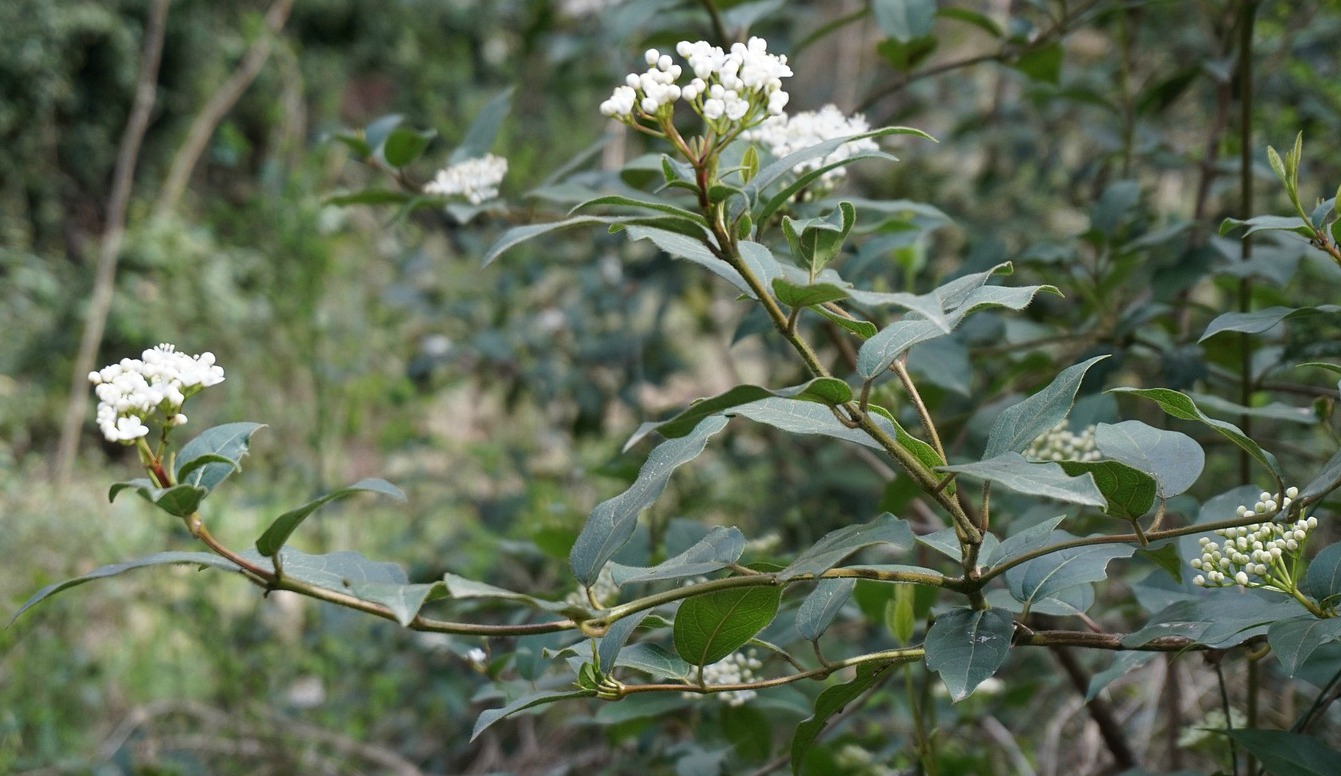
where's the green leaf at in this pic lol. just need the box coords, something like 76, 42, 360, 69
983, 516, 1067, 567
791, 662, 896, 774
1220, 728, 1341, 776
382, 126, 436, 168
610, 527, 745, 586
450, 87, 513, 164
1218, 214, 1315, 240
471, 689, 595, 741
323, 189, 414, 207
441, 572, 576, 615
347, 580, 445, 627
615, 642, 693, 680
1004, 535, 1135, 609
9, 552, 242, 626
363, 114, 403, 154
1095, 420, 1204, 499
939, 6, 1001, 37
569, 194, 708, 226
872, 0, 937, 42
1301, 543, 1341, 607
674, 585, 782, 667
939, 453, 1107, 507
624, 225, 755, 296
1300, 446, 1341, 506
876, 36, 938, 72
984, 356, 1108, 459
887, 583, 916, 645
255, 478, 406, 557
571, 416, 731, 586
782, 201, 857, 273
1056, 460, 1157, 519
815, 306, 878, 339
597, 611, 649, 674
1200, 305, 1341, 342
1267, 616, 1341, 677
1013, 42, 1063, 84
779, 513, 916, 581
1086, 651, 1156, 701
482, 215, 706, 266
725, 397, 896, 451
624, 378, 852, 450
795, 578, 856, 641
772, 279, 851, 309
332, 130, 371, 158
108, 479, 208, 517
1110, 387, 1282, 480
175, 422, 266, 493
1122, 596, 1303, 649
924, 608, 1015, 701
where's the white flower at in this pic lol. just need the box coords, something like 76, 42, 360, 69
89, 344, 225, 444
1189, 488, 1312, 590
743, 104, 879, 187
423, 154, 508, 205
685, 650, 764, 706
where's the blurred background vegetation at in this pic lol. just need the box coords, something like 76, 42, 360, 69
4, 0, 1341, 773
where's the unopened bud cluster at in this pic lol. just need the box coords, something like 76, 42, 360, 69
1025, 421, 1101, 462
1190, 487, 1314, 589
88, 344, 225, 443
423, 154, 508, 205
686, 650, 763, 706
743, 105, 879, 187
600, 38, 791, 133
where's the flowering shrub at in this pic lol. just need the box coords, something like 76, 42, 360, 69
13, 11, 1341, 775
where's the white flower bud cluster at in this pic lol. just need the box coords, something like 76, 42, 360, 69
686, 651, 763, 706
88, 344, 225, 444
423, 154, 508, 205
742, 104, 878, 187
1023, 421, 1101, 462
1190, 487, 1313, 589
600, 38, 791, 132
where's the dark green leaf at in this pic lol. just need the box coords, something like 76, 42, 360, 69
1086, 652, 1156, 701
571, 416, 731, 586
924, 608, 1015, 701
1220, 728, 1341, 776
983, 516, 1067, 567
725, 397, 896, 450
772, 279, 851, 308
1056, 460, 1157, 519
382, 126, 436, 168
255, 478, 406, 557
597, 611, 649, 674
796, 578, 856, 641
363, 114, 403, 154
347, 580, 444, 627
624, 378, 852, 450
9, 552, 241, 626
570, 194, 708, 226
482, 215, 706, 266
471, 689, 594, 741
1218, 214, 1315, 240
1300, 446, 1341, 506
872, 0, 937, 41
323, 189, 414, 207
450, 88, 513, 164
624, 225, 755, 296
1013, 42, 1063, 84
1200, 305, 1341, 342
1005, 535, 1134, 609
615, 642, 694, 680
175, 422, 266, 493
782, 201, 856, 273
610, 527, 745, 585
674, 585, 782, 666
938, 6, 1002, 36
984, 356, 1108, 459
441, 572, 575, 614
1301, 543, 1341, 607
1111, 388, 1282, 479
780, 513, 916, 581
939, 453, 1106, 507
791, 662, 895, 774
108, 479, 207, 517
1094, 420, 1203, 499
1268, 616, 1341, 677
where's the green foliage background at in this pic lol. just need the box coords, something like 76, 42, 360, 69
5, 0, 1341, 774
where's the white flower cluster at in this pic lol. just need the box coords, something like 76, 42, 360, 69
423, 154, 508, 205
88, 344, 225, 443
600, 38, 791, 130
687, 651, 763, 706
1024, 421, 1101, 462
1190, 487, 1313, 588
743, 104, 878, 186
